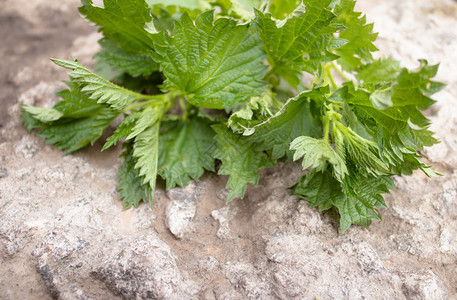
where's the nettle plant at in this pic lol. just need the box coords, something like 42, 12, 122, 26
21, 0, 444, 232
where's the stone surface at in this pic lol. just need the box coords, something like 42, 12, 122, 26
399, 269, 448, 300
165, 181, 200, 239
264, 235, 404, 299
94, 235, 191, 299
0, 0, 456, 299
211, 206, 238, 239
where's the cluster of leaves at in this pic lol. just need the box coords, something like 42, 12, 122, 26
21, 0, 444, 232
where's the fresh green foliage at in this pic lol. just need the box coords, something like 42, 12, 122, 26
331, 0, 378, 71
21, 106, 63, 122
293, 168, 394, 232
213, 124, 273, 201
51, 58, 158, 111
95, 39, 160, 78
158, 115, 216, 189
291, 136, 348, 181
132, 121, 160, 194
156, 10, 267, 109
118, 142, 153, 208
79, 0, 156, 52
246, 88, 324, 160
255, 0, 346, 88
21, 81, 120, 154
21, 0, 444, 232
268, 0, 300, 19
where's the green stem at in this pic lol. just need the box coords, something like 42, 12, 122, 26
123, 92, 179, 112
323, 104, 343, 142
321, 64, 338, 90
143, 94, 168, 101
327, 68, 338, 90
331, 62, 351, 82
124, 98, 162, 111
264, 67, 280, 90
323, 114, 331, 142
181, 99, 190, 122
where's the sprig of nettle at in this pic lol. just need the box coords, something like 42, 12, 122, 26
20, 0, 445, 232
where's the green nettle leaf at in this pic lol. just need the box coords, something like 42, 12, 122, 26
149, 5, 203, 33
20, 105, 63, 123
158, 11, 267, 109
79, 0, 156, 52
146, 0, 210, 11
127, 105, 166, 140
37, 107, 119, 155
210, 0, 262, 20
20, 83, 120, 154
369, 88, 393, 110
290, 136, 348, 182
336, 173, 394, 232
213, 124, 273, 202
20, 1, 444, 233
133, 121, 160, 193
356, 57, 401, 83
255, 0, 346, 88
227, 89, 283, 134
332, 0, 379, 71
268, 0, 301, 19
293, 168, 394, 232
118, 143, 153, 208
332, 120, 389, 176
158, 116, 216, 189
95, 39, 160, 77
21, 109, 46, 132
392, 61, 439, 110
102, 112, 141, 151
348, 61, 439, 133
52, 58, 156, 111
247, 88, 324, 160
292, 168, 345, 211
53, 82, 106, 118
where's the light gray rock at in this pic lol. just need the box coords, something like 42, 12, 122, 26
213, 283, 244, 300
31, 230, 117, 300
165, 199, 197, 239
198, 255, 220, 272
94, 234, 189, 300
14, 136, 40, 159
399, 269, 448, 300
0, 168, 8, 178
0, 202, 32, 256
16, 81, 66, 107
264, 235, 404, 299
32, 231, 90, 299
211, 206, 237, 239
165, 181, 200, 239
222, 261, 272, 299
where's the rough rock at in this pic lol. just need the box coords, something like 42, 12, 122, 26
165, 181, 201, 239
399, 269, 448, 300
211, 206, 238, 239
94, 235, 191, 300
264, 235, 404, 299
0, 202, 32, 256
17, 81, 66, 107
222, 261, 272, 299
14, 135, 40, 159
32, 231, 93, 299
